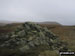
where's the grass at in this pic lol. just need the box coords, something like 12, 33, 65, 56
42, 25, 75, 52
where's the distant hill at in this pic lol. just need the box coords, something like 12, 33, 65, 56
36, 22, 61, 25
0, 23, 7, 26
0, 21, 62, 26
0, 20, 20, 26
0, 20, 13, 23
0, 20, 12, 26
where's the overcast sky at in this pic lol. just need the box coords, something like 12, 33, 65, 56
0, 0, 75, 25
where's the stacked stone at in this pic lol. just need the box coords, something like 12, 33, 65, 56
0, 22, 65, 56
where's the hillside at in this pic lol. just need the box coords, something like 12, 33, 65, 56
41, 25, 75, 51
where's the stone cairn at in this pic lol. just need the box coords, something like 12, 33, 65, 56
0, 22, 67, 56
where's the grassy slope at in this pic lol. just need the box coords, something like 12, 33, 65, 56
51, 26, 75, 51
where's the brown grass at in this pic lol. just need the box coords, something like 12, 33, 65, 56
41, 24, 75, 51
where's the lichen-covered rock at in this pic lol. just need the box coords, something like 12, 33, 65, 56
0, 22, 67, 56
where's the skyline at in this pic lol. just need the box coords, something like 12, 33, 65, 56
0, 0, 75, 25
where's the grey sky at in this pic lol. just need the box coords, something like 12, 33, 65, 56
0, 0, 75, 25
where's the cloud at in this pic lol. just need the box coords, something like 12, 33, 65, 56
0, 0, 75, 25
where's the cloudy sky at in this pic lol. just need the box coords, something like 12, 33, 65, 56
0, 0, 75, 25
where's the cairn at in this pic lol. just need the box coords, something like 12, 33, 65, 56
0, 22, 67, 56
